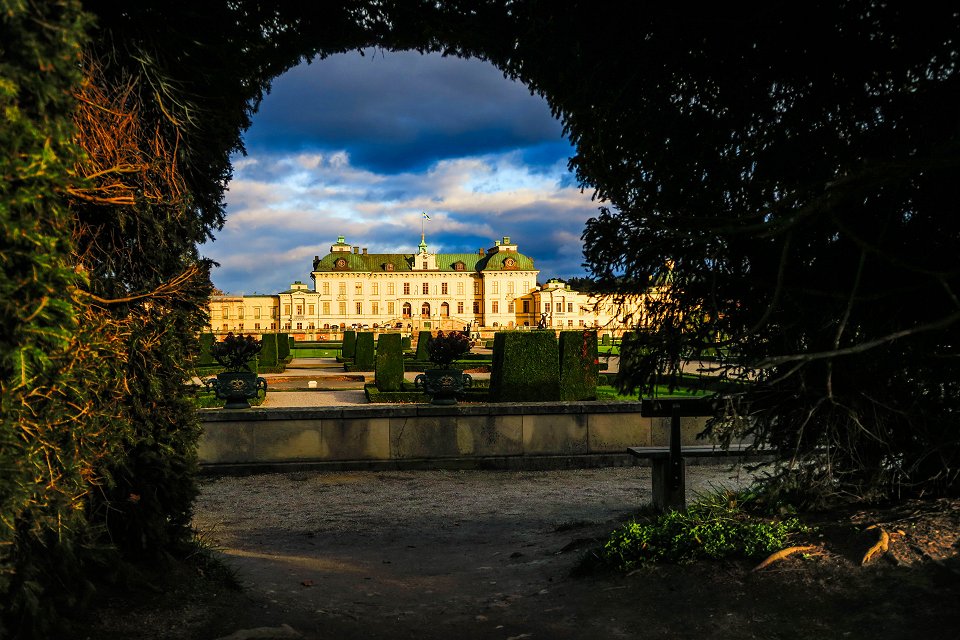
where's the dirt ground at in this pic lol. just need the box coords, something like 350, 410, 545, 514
80, 466, 960, 640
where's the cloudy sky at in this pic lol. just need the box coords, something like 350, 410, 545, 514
205, 49, 601, 295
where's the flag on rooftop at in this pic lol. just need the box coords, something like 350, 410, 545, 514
422, 212, 431, 220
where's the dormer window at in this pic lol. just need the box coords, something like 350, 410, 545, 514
454, 261, 465, 271
503, 257, 517, 269
385, 263, 394, 272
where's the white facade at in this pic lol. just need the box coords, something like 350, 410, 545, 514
207, 235, 645, 339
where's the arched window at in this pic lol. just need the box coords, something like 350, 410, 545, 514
402, 302, 412, 318
421, 302, 431, 317
440, 302, 449, 317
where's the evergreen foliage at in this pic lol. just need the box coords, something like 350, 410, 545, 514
259, 333, 279, 368
489, 331, 560, 402
375, 333, 404, 391
198, 333, 216, 366
342, 330, 356, 360
277, 332, 290, 362
353, 332, 375, 371
559, 330, 598, 401
414, 330, 432, 361
401, 335, 412, 351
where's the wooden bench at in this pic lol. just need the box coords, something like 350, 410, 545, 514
628, 398, 765, 511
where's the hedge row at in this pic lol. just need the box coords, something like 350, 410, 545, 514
489, 331, 599, 402
375, 333, 404, 391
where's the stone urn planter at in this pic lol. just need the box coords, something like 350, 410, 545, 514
415, 368, 473, 406
206, 370, 268, 409
414, 330, 473, 405
204, 332, 267, 409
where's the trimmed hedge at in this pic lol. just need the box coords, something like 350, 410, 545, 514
375, 333, 404, 391
353, 332, 375, 371
278, 332, 291, 361
259, 333, 279, 368
489, 331, 560, 402
414, 330, 432, 360
559, 330, 599, 401
198, 333, 216, 366
401, 335, 412, 351
342, 330, 356, 360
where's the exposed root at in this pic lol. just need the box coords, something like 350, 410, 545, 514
861, 525, 890, 565
752, 545, 817, 572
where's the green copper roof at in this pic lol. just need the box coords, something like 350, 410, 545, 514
312, 250, 535, 272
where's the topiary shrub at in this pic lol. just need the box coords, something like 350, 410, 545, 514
375, 333, 404, 391
259, 333, 279, 368
342, 330, 356, 360
198, 333, 216, 366
353, 332, 375, 371
277, 332, 290, 361
559, 330, 599, 400
489, 331, 560, 402
601, 333, 611, 346
401, 335, 412, 351
414, 330, 432, 361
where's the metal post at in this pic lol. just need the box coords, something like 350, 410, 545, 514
670, 401, 682, 490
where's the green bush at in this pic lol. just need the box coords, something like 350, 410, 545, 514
353, 332, 375, 371
601, 333, 611, 346
559, 330, 598, 401
258, 334, 279, 368
342, 330, 356, 359
375, 333, 404, 391
602, 488, 810, 568
401, 335, 412, 351
198, 333, 216, 366
414, 330, 432, 360
489, 331, 560, 402
277, 332, 290, 361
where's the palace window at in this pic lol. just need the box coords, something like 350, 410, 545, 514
523, 281, 530, 292
508, 301, 515, 313
255, 323, 260, 330
473, 301, 480, 314
441, 282, 448, 295
385, 263, 394, 271
387, 301, 395, 315
492, 301, 499, 313
238, 307, 244, 319
543, 303, 549, 312
308, 304, 315, 315
457, 301, 464, 314
322, 282, 330, 295
372, 283, 379, 295
403, 282, 410, 295
355, 282, 363, 295
296, 304, 303, 316
296, 322, 302, 330
567, 302, 573, 313
422, 282, 429, 295
284, 304, 291, 316
322, 302, 330, 315
356, 302, 362, 314
254, 307, 261, 319
221, 306, 228, 318
338, 302, 347, 315
372, 302, 379, 315
507, 281, 515, 294
523, 300, 530, 313
556, 302, 563, 312
387, 283, 395, 295
492, 281, 499, 294
457, 282, 464, 295
568, 320, 574, 327
454, 262, 464, 271
422, 261, 428, 270
338, 283, 346, 295
474, 281, 480, 295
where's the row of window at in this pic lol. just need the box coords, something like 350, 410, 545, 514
316, 280, 531, 296
218, 317, 593, 333
216, 298, 582, 320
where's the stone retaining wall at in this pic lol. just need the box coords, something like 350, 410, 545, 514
198, 402, 712, 468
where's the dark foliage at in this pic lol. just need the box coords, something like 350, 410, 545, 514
559, 330, 598, 401
489, 332, 560, 402
210, 333, 262, 372
375, 333, 404, 391
342, 330, 357, 360
353, 332, 375, 371
426, 331, 472, 368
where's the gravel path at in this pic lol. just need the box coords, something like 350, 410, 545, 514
193, 465, 756, 639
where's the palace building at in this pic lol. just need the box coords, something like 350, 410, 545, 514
206, 234, 641, 340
